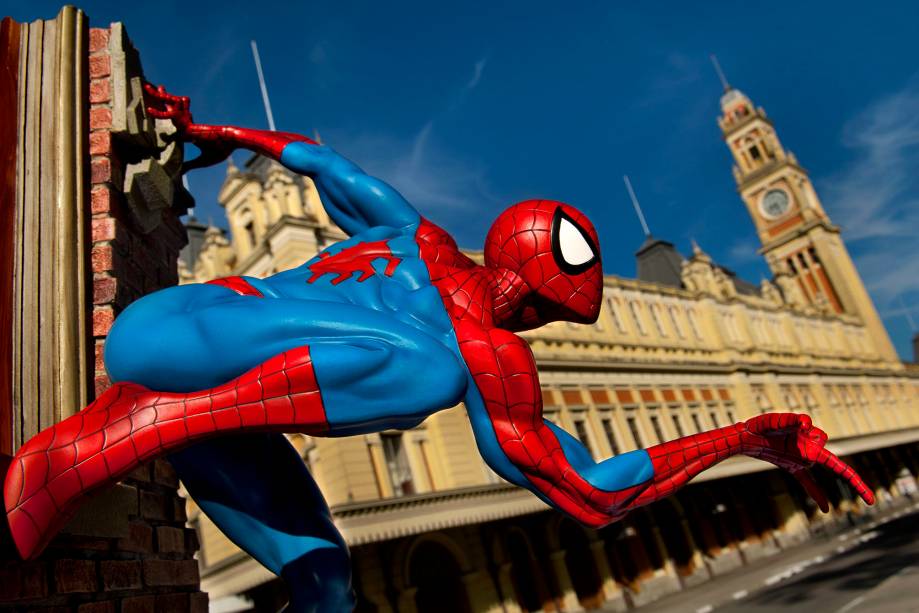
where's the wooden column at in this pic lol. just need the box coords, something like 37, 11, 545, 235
0, 16, 21, 458
10, 6, 90, 451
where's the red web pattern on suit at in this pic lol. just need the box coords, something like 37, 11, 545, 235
4, 285, 327, 559
416, 211, 873, 527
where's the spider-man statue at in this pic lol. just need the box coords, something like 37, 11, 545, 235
4, 84, 873, 612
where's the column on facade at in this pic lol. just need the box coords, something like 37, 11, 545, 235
462, 570, 508, 613
548, 550, 584, 612
588, 537, 624, 606
496, 563, 523, 613
396, 587, 419, 613
351, 545, 394, 613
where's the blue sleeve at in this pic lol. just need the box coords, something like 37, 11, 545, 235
280, 141, 420, 236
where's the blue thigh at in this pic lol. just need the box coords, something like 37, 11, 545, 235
169, 434, 354, 612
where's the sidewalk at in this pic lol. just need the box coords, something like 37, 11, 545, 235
628, 498, 919, 613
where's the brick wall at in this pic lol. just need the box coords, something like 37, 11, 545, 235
87, 26, 187, 396
0, 20, 202, 612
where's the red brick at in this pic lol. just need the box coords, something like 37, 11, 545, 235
92, 217, 117, 242
94, 340, 106, 372
190, 593, 209, 613
89, 54, 111, 78
54, 559, 97, 593
142, 559, 199, 586
89, 28, 110, 53
154, 594, 190, 613
91, 156, 112, 183
90, 78, 111, 104
153, 460, 179, 488
121, 595, 155, 613
92, 242, 114, 272
90, 107, 113, 131
94, 373, 112, 397
63, 535, 112, 551
89, 130, 112, 156
78, 602, 115, 613
117, 521, 153, 553
100, 560, 142, 591
139, 490, 168, 521
94, 275, 117, 304
22, 561, 48, 599
156, 526, 185, 553
0, 560, 48, 600
93, 306, 115, 337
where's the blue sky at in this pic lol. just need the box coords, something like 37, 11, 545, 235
7, 1, 919, 359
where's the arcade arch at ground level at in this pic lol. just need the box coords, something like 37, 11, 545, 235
241, 443, 919, 612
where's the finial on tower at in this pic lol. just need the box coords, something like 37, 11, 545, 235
710, 54, 731, 92
623, 175, 651, 238
691, 238, 703, 256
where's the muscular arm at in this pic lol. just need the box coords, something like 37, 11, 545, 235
144, 84, 419, 236
459, 326, 874, 528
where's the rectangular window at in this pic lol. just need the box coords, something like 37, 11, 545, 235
418, 440, 436, 491
690, 412, 703, 433
649, 414, 665, 444
670, 413, 685, 437
724, 404, 736, 424
687, 308, 703, 340
668, 306, 686, 339
572, 416, 593, 456
650, 304, 667, 337
629, 301, 648, 335
709, 410, 720, 428
381, 433, 415, 497
601, 417, 620, 455
609, 298, 626, 333
626, 415, 643, 448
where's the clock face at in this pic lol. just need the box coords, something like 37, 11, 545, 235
760, 189, 790, 219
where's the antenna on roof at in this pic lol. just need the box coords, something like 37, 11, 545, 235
623, 175, 651, 238
710, 54, 731, 92
250, 40, 277, 131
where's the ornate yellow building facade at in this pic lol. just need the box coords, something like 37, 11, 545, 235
179, 86, 919, 612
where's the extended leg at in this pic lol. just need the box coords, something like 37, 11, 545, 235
170, 434, 353, 612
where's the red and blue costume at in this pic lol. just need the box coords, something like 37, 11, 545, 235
4, 85, 873, 612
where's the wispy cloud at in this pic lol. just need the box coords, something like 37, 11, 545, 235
466, 58, 487, 91
725, 238, 763, 266
341, 56, 500, 231
816, 75, 919, 311
634, 52, 703, 108
339, 125, 498, 225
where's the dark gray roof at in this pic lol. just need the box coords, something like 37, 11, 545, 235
179, 216, 209, 270
635, 236, 685, 289
718, 266, 760, 296
634, 236, 760, 296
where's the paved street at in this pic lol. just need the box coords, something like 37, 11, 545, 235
646, 500, 919, 613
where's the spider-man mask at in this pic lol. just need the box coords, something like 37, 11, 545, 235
484, 200, 603, 330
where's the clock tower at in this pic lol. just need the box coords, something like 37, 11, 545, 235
718, 83, 899, 362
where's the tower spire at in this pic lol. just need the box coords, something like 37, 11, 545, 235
623, 175, 651, 237
710, 54, 731, 92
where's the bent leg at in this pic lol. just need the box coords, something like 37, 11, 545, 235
170, 434, 353, 612
6, 323, 465, 559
